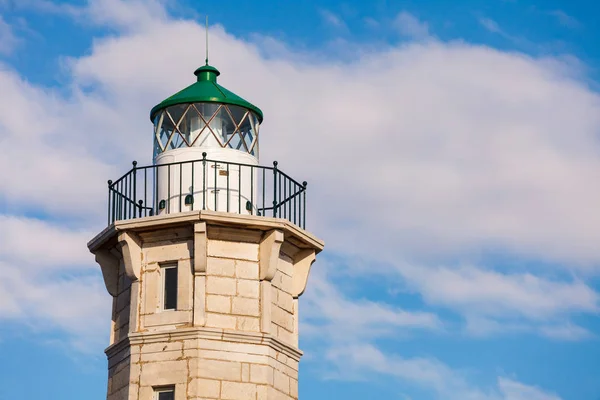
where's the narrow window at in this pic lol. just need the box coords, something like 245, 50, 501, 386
162, 264, 178, 310
154, 386, 175, 400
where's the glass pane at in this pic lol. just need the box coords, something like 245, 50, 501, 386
168, 132, 187, 150
186, 105, 205, 145
157, 390, 174, 400
191, 104, 228, 147
159, 128, 173, 149
165, 104, 188, 129
224, 105, 249, 151
163, 266, 178, 310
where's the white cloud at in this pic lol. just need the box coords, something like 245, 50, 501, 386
0, 262, 109, 352
325, 343, 562, 400
302, 268, 441, 344
394, 11, 430, 39
0, 215, 94, 268
498, 377, 562, 400
0, 216, 108, 351
400, 264, 598, 319
0, 0, 598, 380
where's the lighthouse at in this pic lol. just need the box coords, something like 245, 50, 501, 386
88, 56, 324, 400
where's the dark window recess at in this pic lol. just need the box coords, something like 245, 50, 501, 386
163, 266, 178, 310
157, 389, 174, 400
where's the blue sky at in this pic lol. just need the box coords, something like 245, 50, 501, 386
1, 0, 600, 399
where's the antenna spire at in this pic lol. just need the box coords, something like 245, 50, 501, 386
205, 15, 209, 66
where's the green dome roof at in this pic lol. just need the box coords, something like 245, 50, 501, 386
150, 65, 264, 123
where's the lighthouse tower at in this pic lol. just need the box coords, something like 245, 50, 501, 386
88, 59, 323, 400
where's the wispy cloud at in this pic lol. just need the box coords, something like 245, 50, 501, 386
548, 10, 581, 29
302, 269, 441, 344
478, 17, 503, 34
393, 11, 430, 39
0, 15, 19, 55
325, 343, 562, 400
319, 9, 348, 32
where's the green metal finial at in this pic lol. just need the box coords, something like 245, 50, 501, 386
205, 15, 209, 66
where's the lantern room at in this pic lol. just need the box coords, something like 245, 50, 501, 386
104, 62, 308, 228
150, 65, 263, 163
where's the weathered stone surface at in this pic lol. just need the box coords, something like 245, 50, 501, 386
251, 364, 274, 385
194, 358, 241, 381
188, 378, 220, 398
206, 276, 237, 296
93, 213, 323, 400
207, 257, 236, 277
139, 360, 188, 386
236, 316, 260, 332
206, 294, 231, 313
232, 297, 260, 317
208, 239, 259, 261
235, 260, 259, 279
206, 312, 237, 330
237, 279, 260, 298
221, 381, 257, 400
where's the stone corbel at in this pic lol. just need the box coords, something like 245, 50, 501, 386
259, 229, 284, 334
193, 222, 207, 274
94, 249, 120, 297
259, 230, 284, 281
117, 231, 142, 281
193, 222, 207, 326
291, 249, 316, 298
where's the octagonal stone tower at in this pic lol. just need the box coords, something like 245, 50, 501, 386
88, 61, 323, 400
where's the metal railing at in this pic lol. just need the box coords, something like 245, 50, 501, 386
107, 153, 308, 228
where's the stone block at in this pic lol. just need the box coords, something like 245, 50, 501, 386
290, 378, 298, 399
237, 279, 260, 298
208, 240, 259, 261
206, 312, 237, 330
242, 363, 250, 382
207, 257, 236, 277
235, 260, 259, 279
176, 259, 193, 311
206, 294, 231, 313
221, 381, 257, 400
143, 269, 159, 312
188, 378, 220, 398
140, 350, 183, 363
142, 341, 183, 354
139, 360, 188, 386
277, 256, 293, 277
236, 316, 260, 332
206, 276, 237, 296
199, 349, 267, 364
194, 358, 241, 381
232, 297, 260, 317
144, 241, 192, 263
274, 369, 290, 395
271, 306, 293, 332
143, 310, 192, 327
276, 290, 294, 314
250, 364, 274, 385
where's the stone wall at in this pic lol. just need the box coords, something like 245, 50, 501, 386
92, 212, 323, 400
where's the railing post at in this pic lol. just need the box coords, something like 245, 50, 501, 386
132, 161, 137, 218
273, 161, 278, 218
202, 152, 207, 210
138, 200, 144, 218
303, 181, 307, 229
107, 180, 112, 225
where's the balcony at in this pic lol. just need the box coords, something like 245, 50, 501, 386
106, 154, 308, 229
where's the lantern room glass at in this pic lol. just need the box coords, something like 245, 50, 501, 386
153, 103, 260, 159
